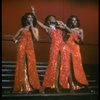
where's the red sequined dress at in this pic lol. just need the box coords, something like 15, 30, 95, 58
14, 30, 41, 92
42, 28, 70, 89
66, 32, 88, 88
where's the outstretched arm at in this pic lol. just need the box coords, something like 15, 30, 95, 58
57, 20, 72, 33
37, 20, 50, 32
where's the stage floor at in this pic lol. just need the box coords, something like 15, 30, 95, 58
2, 61, 99, 100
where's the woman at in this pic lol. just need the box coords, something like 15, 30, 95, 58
31, 7, 70, 93
65, 15, 88, 92
13, 12, 41, 93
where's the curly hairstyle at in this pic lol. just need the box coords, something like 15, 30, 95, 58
44, 15, 58, 27
66, 15, 80, 28
21, 12, 37, 27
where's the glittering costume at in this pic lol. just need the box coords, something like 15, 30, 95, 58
42, 28, 70, 89
14, 30, 41, 92
67, 32, 88, 89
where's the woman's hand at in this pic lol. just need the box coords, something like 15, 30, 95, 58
57, 21, 65, 26
14, 39, 18, 44
57, 20, 66, 29
31, 5, 35, 15
13, 37, 18, 44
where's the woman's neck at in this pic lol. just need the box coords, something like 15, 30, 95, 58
24, 25, 30, 31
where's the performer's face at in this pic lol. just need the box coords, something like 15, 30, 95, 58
49, 16, 56, 23
72, 17, 78, 26
27, 15, 33, 24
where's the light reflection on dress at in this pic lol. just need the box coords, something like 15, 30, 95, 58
66, 32, 88, 89
42, 28, 70, 89
14, 30, 41, 93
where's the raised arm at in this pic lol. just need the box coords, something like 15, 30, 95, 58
31, 5, 50, 32
57, 20, 72, 33
37, 20, 50, 32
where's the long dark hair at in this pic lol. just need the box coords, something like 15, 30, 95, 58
44, 15, 58, 27
66, 15, 80, 28
21, 12, 37, 27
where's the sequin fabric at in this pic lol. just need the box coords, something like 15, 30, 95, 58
42, 29, 70, 88
67, 32, 88, 85
13, 30, 41, 92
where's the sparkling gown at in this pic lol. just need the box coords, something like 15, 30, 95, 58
14, 30, 41, 92
42, 28, 70, 89
66, 32, 88, 89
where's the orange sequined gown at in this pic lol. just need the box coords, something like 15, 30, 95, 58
14, 30, 41, 92
66, 32, 88, 87
42, 28, 70, 89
